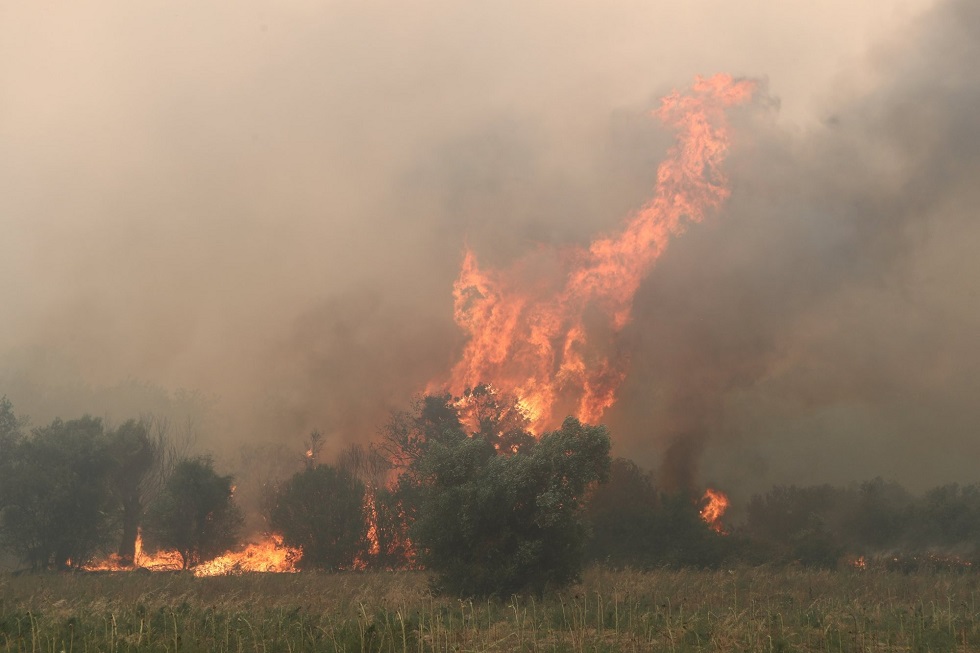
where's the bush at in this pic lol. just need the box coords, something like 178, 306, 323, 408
270, 464, 366, 570
143, 457, 243, 569
409, 413, 611, 596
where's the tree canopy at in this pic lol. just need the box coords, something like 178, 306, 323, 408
384, 388, 611, 596
143, 457, 243, 570
0, 415, 114, 569
270, 464, 366, 570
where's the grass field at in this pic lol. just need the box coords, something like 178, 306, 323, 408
3, 566, 980, 652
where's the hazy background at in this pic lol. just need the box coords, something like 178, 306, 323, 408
4, 0, 978, 509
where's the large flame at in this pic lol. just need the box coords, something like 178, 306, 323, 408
83, 530, 301, 575
699, 487, 729, 533
192, 534, 300, 577
438, 74, 755, 431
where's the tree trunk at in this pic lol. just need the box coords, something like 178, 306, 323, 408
117, 497, 141, 566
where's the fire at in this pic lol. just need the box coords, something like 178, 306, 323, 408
355, 488, 381, 570
699, 487, 729, 533
192, 534, 300, 577
437, 75, 755, 431
83, 530, 301, 575
82, 530, 182, 572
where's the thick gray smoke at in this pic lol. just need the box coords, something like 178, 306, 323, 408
613, 0, 980, 504
3, 0, 977, 503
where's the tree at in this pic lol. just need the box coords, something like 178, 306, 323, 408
368, 485, 416, 569
0, 396, 24, 449
0, 397, 25, 507
0, 415, 114, 569
584, 458, 660, 566
397, 393, 611, 597
335, 443, 415, 569
143, 457, 243, 569
583, 458, 732, 569
105, 419, 167, 565
270, 464, 366, 570
0, 398, 26, 567
744, 484, 846, 568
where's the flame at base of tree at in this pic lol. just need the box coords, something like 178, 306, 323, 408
356, 487, 420, 570
83, 530, 302, 576
699, 487, 729, 534
192, 534, 301, 576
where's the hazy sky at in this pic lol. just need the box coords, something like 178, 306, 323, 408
5, 0, 978, 501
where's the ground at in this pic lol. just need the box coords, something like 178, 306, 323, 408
2, 566, 979, 651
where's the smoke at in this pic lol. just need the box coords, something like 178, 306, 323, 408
612, 0, 980, 501
2, 0, 977, 501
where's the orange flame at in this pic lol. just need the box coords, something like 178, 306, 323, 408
699, 487, 729, 533
83, 530, 301, 575
82, 530, 182, 572
192, 534, 301, 577
436, 75, 755, 431
352, 488, 381, 570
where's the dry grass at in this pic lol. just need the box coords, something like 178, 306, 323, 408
3, 566, 980, 651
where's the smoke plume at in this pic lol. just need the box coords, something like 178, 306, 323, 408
2, 0, 978, 505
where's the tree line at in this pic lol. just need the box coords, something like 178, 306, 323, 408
3, 391, 980, 596
0, 396, 241, 571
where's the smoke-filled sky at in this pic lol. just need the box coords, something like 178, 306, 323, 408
3, 0, 978, 503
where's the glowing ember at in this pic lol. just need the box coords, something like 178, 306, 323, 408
435, 75, 755, 431
699, 487, 729, 533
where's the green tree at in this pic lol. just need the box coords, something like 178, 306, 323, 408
143, 457, 243, 569
584, 458, 660, 566
106, 419, 164, 565
0, 415, 114, 569
402, 399, 611, 597
0, 397, 25, 505
270, 464, 366, 570
744, 484, 846, 568
0, 396, 24, 449
584, 458, 733, 570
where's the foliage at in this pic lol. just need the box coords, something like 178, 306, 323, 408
0, 415, 115, 569
743, 484, 848, 569
0, 397, 25, 513
105, 418, 171, 565
584, 458, 733, 569
143, 457, 243, 569
0, 396, 24, 448
270, 464, 366, 570
368, 486, 416, 569
390, 388, 611, 596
